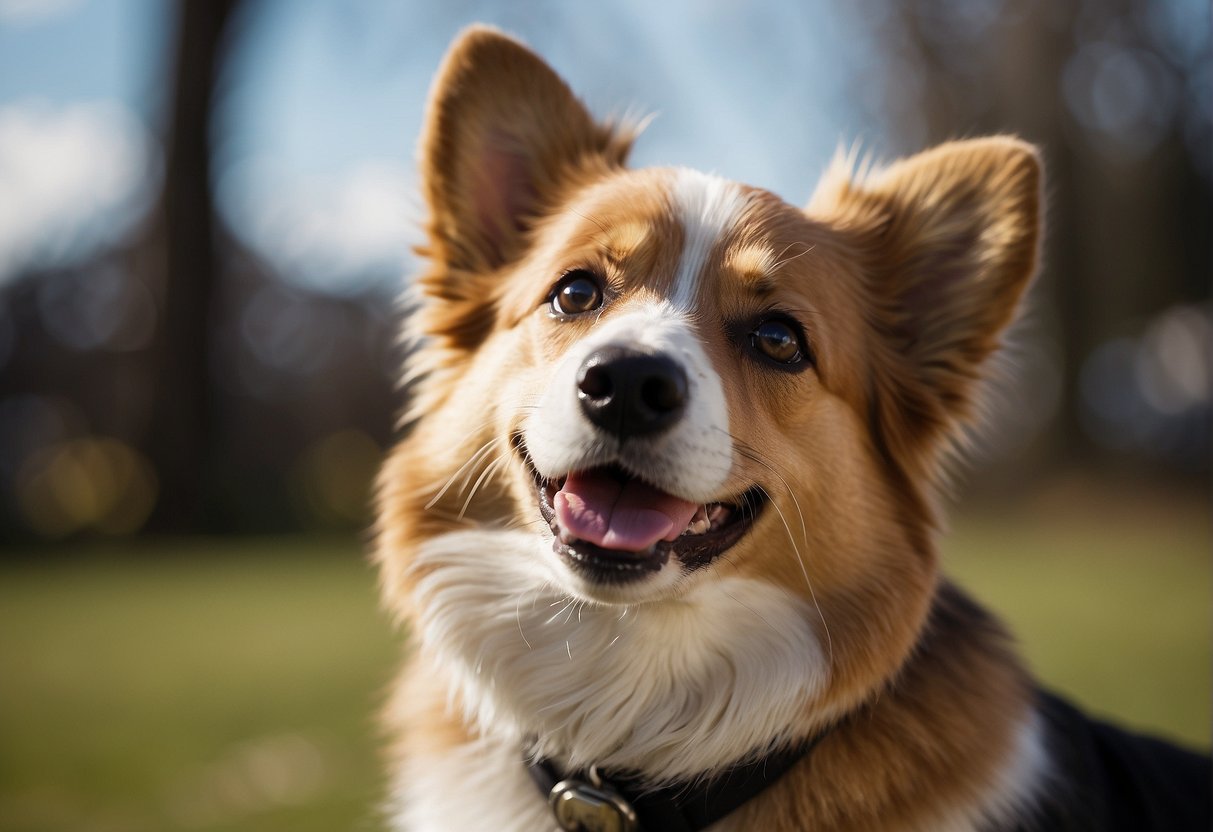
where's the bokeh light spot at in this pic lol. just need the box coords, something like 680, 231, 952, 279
292, 429, 381, 527
16, 437, 158, 537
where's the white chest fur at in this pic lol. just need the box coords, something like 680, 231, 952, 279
408, 529, 829, 781
389, 732, 553, 832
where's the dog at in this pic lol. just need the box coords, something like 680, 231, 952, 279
374, 26, 1210, 832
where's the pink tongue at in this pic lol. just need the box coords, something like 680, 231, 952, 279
554, 470, 700, 552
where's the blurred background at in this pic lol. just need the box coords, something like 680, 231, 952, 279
0, 0, 1208, 830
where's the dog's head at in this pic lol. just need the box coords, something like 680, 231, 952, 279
378, 26, 1040, 728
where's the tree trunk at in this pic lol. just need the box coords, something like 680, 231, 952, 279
145, 0, 240, 531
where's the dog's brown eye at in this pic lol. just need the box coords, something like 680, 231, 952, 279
751, 319, 804, 364
550, 271, 603, 316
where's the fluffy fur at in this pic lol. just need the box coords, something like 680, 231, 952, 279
375, 25, 1097, 832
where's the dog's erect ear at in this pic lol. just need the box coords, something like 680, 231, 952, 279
811, 138, 1043, 471
419, 26, 633, 274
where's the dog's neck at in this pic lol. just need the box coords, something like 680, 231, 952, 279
400, 528, 1045, 829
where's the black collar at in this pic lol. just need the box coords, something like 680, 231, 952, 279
525, 736, 823, 832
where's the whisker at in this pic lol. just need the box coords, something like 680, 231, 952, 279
425, 438, 496, 510
422, 394, 548, 513
545, 597, 576, 625
715, 424, 835, 665
561, 599, 579, 625
457, 453, 508, 520
755, 483, 835, 665
455, 444, 499, 497
731, 440, 808, 547
766, 242, 816, 275
516, 591, 533, 650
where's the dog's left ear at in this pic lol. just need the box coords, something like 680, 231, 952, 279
419, 26, 633, 275
811, 138, 1043, 471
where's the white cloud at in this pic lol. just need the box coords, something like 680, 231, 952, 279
0, 100, 157, 283
217, 158, 419, 295
0, 0, 81, 24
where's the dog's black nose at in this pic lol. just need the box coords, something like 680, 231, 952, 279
577, 347, 688, 439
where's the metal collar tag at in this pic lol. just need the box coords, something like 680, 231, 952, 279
548, 765, 640, 832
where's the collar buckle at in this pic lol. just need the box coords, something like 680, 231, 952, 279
548, 765, 639, 832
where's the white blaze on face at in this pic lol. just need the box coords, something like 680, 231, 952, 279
523, 170, 747, 502
668, 168, 748, 311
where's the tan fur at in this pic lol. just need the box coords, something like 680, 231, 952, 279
377, 25, 1044, 831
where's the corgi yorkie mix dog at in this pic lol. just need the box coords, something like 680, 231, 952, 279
375, 26, 1210, 832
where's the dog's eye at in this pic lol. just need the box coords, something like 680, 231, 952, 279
550, 271, 603, 316
750, 319, 805, 364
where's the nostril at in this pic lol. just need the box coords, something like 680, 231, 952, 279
640, 374, 686, 413
576, 347, 688, 439
578, 363, 613, 401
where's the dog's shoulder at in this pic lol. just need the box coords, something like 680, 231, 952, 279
1022, 690, 1211, 832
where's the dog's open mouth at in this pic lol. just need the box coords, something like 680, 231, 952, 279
524, 454, 766, 584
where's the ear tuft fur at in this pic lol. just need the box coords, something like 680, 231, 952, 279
813, 138, 1043, 479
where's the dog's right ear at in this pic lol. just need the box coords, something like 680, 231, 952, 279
418, 26, 633, 276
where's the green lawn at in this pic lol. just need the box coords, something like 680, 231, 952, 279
0, 538, 399, 832
943, 507, 1210, 747
0, 512, 1208, 831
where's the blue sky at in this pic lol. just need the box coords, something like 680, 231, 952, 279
0, 0, 887, 292
2, 0, 1206, 460
2, 0, 1209, 294
0, 0, 166, 116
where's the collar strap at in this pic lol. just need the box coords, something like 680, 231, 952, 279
525, 737, 823, 832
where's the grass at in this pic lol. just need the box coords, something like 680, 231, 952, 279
0, 505, 1207, 831
943, 502, 1210, 747
0, 537, 399, 832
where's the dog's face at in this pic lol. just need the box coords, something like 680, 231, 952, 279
500, 167, 882, 607
378, 27, 1040, 754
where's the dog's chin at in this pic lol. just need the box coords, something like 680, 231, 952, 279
517, 443, 767, 604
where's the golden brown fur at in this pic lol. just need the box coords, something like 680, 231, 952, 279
376, 25, 1045, 831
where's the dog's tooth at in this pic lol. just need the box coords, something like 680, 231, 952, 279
679, 506, 707, 535
704, 504, 733, 532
